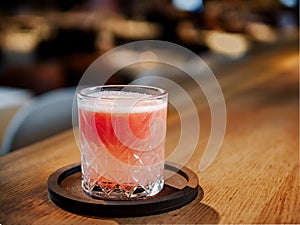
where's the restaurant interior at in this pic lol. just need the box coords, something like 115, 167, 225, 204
0, 0, 298, 154
0, 0, 299, 224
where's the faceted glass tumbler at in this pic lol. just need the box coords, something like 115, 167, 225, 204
77, 85, 168, 199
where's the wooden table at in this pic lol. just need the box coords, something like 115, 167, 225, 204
0, 40, 298, 224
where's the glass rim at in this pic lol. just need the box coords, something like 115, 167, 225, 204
77, 85, 168, 100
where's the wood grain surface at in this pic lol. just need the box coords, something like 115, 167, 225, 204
0, 40, 298, 224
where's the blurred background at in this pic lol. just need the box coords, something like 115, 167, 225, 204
0, 0, 298, 153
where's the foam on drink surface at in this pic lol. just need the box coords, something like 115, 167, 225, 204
79, 90, 167, 113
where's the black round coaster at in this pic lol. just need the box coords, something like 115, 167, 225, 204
47, 163, 202, 217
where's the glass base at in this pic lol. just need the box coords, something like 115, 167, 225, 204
82, 178, 164, 200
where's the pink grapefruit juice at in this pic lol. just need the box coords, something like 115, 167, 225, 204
78, 89, 167, 198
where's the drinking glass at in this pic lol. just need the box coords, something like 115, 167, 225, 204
77, 85, 168, 199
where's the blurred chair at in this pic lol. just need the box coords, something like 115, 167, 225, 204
0, 87, 33, 153
1, 87, 76, 155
